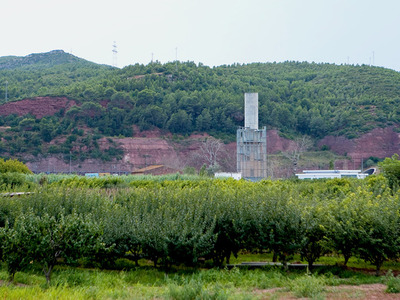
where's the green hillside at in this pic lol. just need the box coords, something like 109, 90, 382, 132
0, 50, 400, 160
0, 50, 111, 70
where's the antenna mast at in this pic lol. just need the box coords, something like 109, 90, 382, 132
112, 41, 118, 67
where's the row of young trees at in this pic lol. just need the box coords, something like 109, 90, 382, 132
1, 173, 400, 284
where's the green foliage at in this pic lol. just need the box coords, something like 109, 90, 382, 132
0, 217, 36, 280
109, 186, 217, 268
2, 176, 400, 277
32, 212, 102, 284
0, 172, 29, 190
356, 192, 400, 275
250, 183, 304, 268
386, 270, 400, 293
1, 210, 102, 284
0, 157, 32, 174
379, 154, 400, 190
299, 203, 328, 270
51, 176, 126, 189
2, 53, 400, 160
326, 193, 365, 266
288, 273, 326, 298
182, 166, 197, 175
167, 279, 228, 300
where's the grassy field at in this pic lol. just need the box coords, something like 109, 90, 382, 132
0, 253, 398, 299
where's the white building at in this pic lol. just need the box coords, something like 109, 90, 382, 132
296, 170, 369, 180
215, 172, 242, 180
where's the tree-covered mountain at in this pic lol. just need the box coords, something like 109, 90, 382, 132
0, 50, 110, 70
1, 50, 400, 161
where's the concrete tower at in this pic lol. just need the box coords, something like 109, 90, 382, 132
237, 93, 267, 180
244, 93, 258, 129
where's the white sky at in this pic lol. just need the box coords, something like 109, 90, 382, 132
2, 0, 400, 71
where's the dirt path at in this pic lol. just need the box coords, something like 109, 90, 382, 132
257, 283, 400, 299
325, 284, 400, 300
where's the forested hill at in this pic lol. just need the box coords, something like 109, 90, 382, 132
1, 50, 400, 152
0, 50, 111, 70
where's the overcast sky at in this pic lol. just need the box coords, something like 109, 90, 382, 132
2, 0, 400, 71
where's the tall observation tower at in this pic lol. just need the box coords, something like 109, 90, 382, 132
236, 93, 267, 180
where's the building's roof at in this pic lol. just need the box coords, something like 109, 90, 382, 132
132, 165, 165, 173
302, 170, 361, 174
296, 169, 369, 179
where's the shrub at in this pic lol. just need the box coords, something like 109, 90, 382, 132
0, 218, 35, 281
168, 280, 203, 300
0, 158, 32, 174
288, 274, 326, 298
167, 279, 229, 300
1, 211, 102, 284
378, 154, 400, 190
0, 172, 27, 189
386, 270, 400, 293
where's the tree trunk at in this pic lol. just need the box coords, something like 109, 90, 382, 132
225, 251, 230, 265
44, 264, 54, 285
343, 254, 350, 266
308, 260, 314, 271
8, 272, 15, 283
272, 251, 278, 262
375, 262, 382, 276
282, 260, 289, 271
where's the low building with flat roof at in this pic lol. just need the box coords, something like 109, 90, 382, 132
296, 170, 369, 180
215, 172, 242, 180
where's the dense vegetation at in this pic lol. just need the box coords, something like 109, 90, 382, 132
2, 173, 400, 283
1, 50, 400, 160
2, 157, 400, 297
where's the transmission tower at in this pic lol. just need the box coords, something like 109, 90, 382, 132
112, 41, 118, 67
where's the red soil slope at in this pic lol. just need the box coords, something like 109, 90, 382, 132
2, 97, 400, 174
0, 97, 76, 118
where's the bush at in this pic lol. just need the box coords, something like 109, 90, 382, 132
1, 211, 102, 284
288, 274, 326, 298
0, 158, 32, 174
167, 279, 229, 300
0, 172, 28, 189
386, 270, 400, 293
378, 154, 400, 190
168, 280, 203, 300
